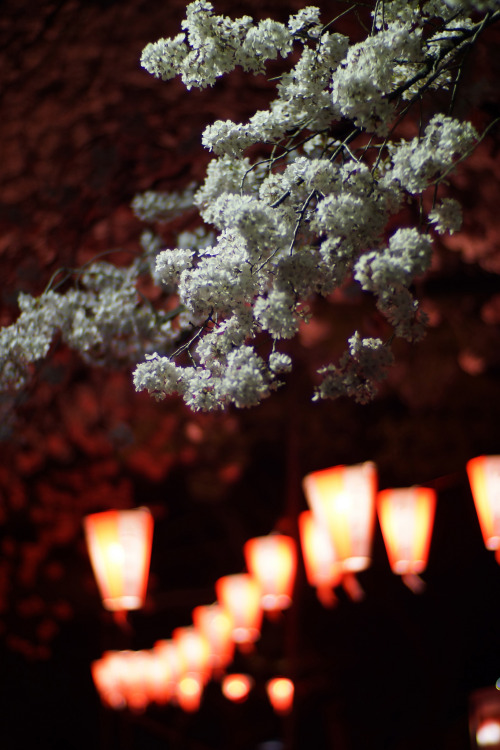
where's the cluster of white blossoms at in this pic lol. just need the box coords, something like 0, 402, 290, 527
2, 0, 499, 409
0, 258, 183, 391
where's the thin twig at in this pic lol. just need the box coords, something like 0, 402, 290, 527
42, 247, 140, 295
321, 4, 358, 35
254, 189, 317, 273
287, 189, 317, 257
428, 117, 500, 187
170, 314, 213, 360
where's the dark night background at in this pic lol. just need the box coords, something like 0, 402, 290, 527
1, 0, 500, 748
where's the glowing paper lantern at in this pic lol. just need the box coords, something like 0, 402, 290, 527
266, 677, 294, 715
120, 650, 151, 712
154, 639, 182, 681
92, 650, 151, 712
192, 603, 235, 670
377, 487, 436, 576
244, 534, 297, 613
154, 639, 182, 700
92, 649, 173, 711
303, 462, 377, 572
91, 652, 126, 710
142, 651, 172, 705
477, 720, 500, 747
83, 507, 154, 611
172, 626, 211, 684
470, 685, 500, 749
298, 510, 342, 607
467, 456, 500, 556
221, 673, 253, 703
215, 574, 263, 648
176, 674, 204, 712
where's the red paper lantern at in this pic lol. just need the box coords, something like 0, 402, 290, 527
154, 639, 182, 700
83, 507, 154, 611
467, 456, 500, 555
221, 673, 253, 703
298, 510, 342, 607
92, 650, 151, 712
476, 719, 500, 747
192, 603, 234, 670
176, 674, 204, 713
215, 574, 262, 647
244, 534, 297, 612
377, 487, 436, 576
303, 462, 377, 572
120, 650, 151, 712
172, 626, 211, 684
142, 651, 172, 705
91, 652, 126, 710
266, 677, 294, 715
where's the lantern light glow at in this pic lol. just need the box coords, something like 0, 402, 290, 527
172, 626, 211, 684
377, 486, 436, 576
192, 604, 235, 670
176, 675, 204, 713
244, 535, 297, 612
302, 462, 377, 572
467, 456, 500, 553
221, 673, 253, 703
266, 677, 294, 715
215, 574, 263, 647
477, 720, 500, 747
298, 510, 342, 607
91, 652, 127, 710
83, 507, 154, 611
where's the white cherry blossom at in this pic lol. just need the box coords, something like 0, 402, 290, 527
2, 0, 498, 411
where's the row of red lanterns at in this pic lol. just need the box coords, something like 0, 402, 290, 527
90, 565, 296, 712
84, 456, 500, 713
91, 644, 293, 715
83, 456, 500, 614
83, 462, 434, 613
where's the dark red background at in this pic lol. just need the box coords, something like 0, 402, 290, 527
1, 1, 500, 748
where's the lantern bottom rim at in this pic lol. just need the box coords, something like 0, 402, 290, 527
232, 627, 260, 644
103, 595, 143, 611
262, 594, 292, 611
342, 556, 371, 572
486, 537, 500, 551
393, 560, 426, 575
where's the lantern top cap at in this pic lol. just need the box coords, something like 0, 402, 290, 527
377, 485, 436, 495
467, 454, 500, 469
216, 572, 256, 585
85, 505, 151, 517
304, 460, 376, 477
244, 533, 295, 546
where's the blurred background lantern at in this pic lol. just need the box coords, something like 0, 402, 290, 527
119, 650, 151, 713
298, 510, 342, 607
172, 626, 211, 684
141, 650, 172, 706
91, 651, 127, 711
476, 720, 500, 748
467, 456, 500, 561
215, 574, 263, 649
92, 650, 150, 713
377, 486, 436, 590
244, 534, 297, 614
302, 462, 377, 572
83, 507, 154, 612
154, 639, 183, 702
266, 677, 294, 716
470, 686, 500, 749
176, 674, 204, 713
192, 603, 235, 671
221, 673, 253, 703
